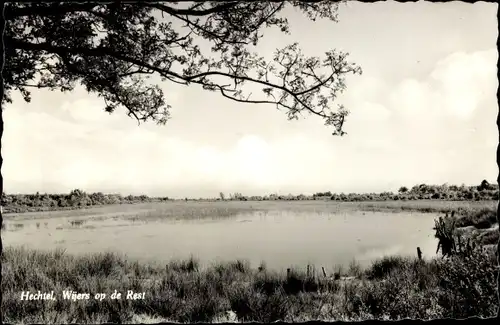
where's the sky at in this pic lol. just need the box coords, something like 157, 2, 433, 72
2, 1, 499, 198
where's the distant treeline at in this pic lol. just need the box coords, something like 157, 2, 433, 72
1, 180, 498, 214
1, 189, 169, 214
218, 180, 499, 202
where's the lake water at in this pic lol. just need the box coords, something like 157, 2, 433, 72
2, 201, 439, 271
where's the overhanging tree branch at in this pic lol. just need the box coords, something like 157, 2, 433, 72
4, 2, 102, 19
148, 2, 240, 17
3, 1, 361, 135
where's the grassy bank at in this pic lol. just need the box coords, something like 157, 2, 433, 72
357, 200, 496, 215
2, 243, 498, 323
445, 205, 498, 246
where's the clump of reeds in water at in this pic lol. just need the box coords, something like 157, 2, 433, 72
13, 223, 24, 230
69, 219, 85, 227
433, 212, 483, 259
433, 212, 458, 258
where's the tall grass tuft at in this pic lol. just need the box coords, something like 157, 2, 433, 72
166, 256, 200, 273
366, 256, 408, 280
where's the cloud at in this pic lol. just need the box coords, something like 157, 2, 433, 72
430, 49, 498, 119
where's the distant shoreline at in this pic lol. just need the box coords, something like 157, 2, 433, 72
2, 181, 498, 215
2, 197, 497, 216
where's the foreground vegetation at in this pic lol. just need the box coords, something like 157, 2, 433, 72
3, 204, 499, 323
2, 241, 497, 323
2, 180, 498, 214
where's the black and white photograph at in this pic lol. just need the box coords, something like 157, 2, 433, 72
1, 0, 499, 323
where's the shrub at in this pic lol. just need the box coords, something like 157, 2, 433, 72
435, 246, 498, 318
455, 207, 497, 229
366, 256, 407, 280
